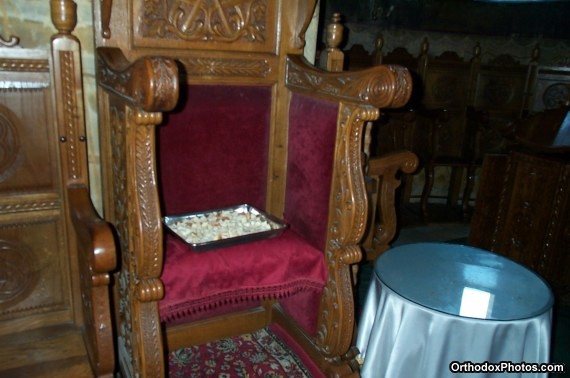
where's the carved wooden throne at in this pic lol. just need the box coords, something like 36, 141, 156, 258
0, 1, 115, 376
93, 1, 411, 376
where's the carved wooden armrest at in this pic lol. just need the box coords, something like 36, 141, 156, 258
67, 185, 116, 375
68, 185, 116, 277
96, 47, 179, 112
366, 150, 419, 259
286, 54, 413, 109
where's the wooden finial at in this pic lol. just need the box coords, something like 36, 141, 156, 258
319, 13, 345, 72
50, 0, 77, 34
326, 13, 344, 51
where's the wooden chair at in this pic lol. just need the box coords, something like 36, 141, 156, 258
361, 151, 419, 261
431, 45, 537, 220
92, 1, 412, 376
371, 38, 428, 207
321, 20, 420, 262
416, 43, 480, 220
0, 1, 116, 376
471, 46, 539, 125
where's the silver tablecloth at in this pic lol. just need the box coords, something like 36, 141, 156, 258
356, 243, 553, 378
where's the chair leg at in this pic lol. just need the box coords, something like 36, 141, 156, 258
447, 167, 464, 207
420, 164, 434, 220
462, 165, 477, 220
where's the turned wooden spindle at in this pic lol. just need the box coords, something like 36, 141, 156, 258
320, 12, 345, 72
50, 0, 77, 34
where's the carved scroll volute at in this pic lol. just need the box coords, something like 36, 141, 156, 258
286, 55, 413, 110
0, 35, 20, 47
50, 0, 77, 35
129, 58, 180, 113
97, 48, 179, 113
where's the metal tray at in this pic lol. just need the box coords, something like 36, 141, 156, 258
163, 204, 287, 251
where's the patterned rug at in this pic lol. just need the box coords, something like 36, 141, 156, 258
168, 327, 313, 377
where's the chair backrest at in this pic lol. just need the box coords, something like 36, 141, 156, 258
470, 47, 538, 122
158, 85, 272, 215
417, 46, 479, 159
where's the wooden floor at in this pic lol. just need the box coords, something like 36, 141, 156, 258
0, 324, 92, 378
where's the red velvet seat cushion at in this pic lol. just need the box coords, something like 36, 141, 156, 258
160, 228, 327, 330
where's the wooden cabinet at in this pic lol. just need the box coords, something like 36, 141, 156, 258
470, 150, 570, 305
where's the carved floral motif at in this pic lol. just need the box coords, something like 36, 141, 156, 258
142, 0, 268, 43
543, 83, 570, 109
0, 239, 39, 309
179, 57, 270, 78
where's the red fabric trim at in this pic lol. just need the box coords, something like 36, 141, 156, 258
160, 229, 327, 330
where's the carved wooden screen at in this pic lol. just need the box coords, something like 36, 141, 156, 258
0, 47, 73, 326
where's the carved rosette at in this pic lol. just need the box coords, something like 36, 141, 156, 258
0, 239, 40, 310
543, 83, 569, 109
316, 103, 379, 358
142, 0, 268, 43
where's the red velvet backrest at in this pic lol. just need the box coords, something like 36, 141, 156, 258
284, 93, 339, 251
158, 85, 271, 215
